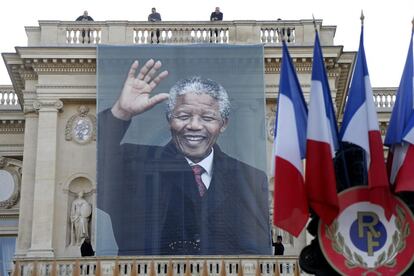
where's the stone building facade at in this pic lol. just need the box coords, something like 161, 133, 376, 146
0, 18, 395, 275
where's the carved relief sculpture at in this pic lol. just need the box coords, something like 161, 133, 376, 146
266, 105, 277, 142
0, 156, 22, 209
70, 191, 92, 245
65, 105, 96, 144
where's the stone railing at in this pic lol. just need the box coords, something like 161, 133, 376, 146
13, 256, 304, 276
0, 86, 21, 111
25, 19, 335, 46
131, 23, 230, 44
373, 87, 396, 112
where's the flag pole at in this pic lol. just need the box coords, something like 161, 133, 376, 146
360, 10, 364, 26
312, 14, 318, 33
276, 27, 284, 43
412, 17, 414, 31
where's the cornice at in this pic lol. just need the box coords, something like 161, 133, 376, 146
33, 63, 96, 74
15, 47, 96, 59
35, 85, 96, 89
264, 45, 344, 58
11, 58, 97, 75
30, 58, 96, 73
4, 50, 97, 106
264, 57, 337, 74
8, 65, 25, 102
17, 67, 37, 81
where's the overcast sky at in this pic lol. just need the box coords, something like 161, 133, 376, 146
0, 0, 412, 87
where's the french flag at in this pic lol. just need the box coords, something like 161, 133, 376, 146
305, 32, 339, 225
384, 30, 414, 192
273, 41, 309, 237
339, 24, 394, 218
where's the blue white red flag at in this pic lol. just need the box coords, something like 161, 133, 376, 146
384, 30, 414, 192
339, 25, 394, 219
273, 41, 309, 237
305, 32, 339, 225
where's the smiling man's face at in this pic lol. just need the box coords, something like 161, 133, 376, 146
169, 92, 228, 163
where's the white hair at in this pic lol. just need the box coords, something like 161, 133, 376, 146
166, 76, 231, 120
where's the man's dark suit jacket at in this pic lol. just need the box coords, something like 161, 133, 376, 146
98, 110, 271, 255
210, 12, 223, 21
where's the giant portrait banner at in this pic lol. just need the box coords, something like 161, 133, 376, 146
96, 45, 271, 256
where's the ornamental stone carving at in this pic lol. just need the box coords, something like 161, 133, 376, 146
33, 99, 64, 111
70, 191, 92, 245
65, 105, 96, 145
266, 105, 277, 142
0, 156, 22, 209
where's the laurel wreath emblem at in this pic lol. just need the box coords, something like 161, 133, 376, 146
325, 205, 410, 269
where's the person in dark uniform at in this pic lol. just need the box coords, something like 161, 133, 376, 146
80, 238, 94, 257
273, 235, 285, 255
76, 10, 94, 22
148, 8, 162, 43
75, 10, 94, 43
209, 7, 223, 41
210, 7, 223, 21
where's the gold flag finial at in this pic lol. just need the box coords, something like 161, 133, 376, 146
412, 17, 414, 31
360, 10, 365, 26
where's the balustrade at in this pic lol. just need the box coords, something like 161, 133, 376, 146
373, 88, 396, 111
0, 86, 20, 110
13, 256, 304, 276
133, 27, 229, 44
260, 27, 295, 44
66, 27, 101, 44
27, 19, 334, 46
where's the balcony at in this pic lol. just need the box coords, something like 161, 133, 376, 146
0, 86, 21, 111
25, 19, 336, 46
0, 85, 397, 114
13, 256, 303, 276
373, 87, 396, 112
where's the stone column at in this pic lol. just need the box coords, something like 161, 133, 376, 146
15, 106, 38, 257
27, 99, 63, 257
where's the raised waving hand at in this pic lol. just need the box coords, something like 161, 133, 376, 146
111, 59, 169, 120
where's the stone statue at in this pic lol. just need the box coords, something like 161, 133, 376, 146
70, 191, 92, 245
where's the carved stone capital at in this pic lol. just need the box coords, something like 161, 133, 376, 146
23, 106, 36, 115
33, 99, 64, 112
23, 102, 39, 115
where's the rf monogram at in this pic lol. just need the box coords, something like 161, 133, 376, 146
357, 211, 381, 256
